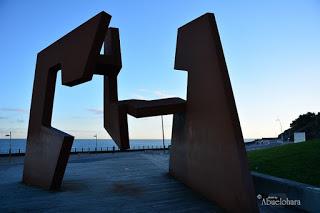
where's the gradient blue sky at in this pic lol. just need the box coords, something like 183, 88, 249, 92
0, 0, 320, 139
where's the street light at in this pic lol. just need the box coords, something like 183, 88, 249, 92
161, 115, 165, 150
276, 118, 283, 142
93, 134, 98, 151
5, 131, 12, 156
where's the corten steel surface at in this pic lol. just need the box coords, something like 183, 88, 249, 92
169, 13, 258, 212
102, 26, 130, 149
102, 27, 186, 149
105, 97, 186, 149
124, 98, 185, 118
23, 12, 112, 189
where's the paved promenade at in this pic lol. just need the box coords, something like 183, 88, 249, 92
0, 151, 221, 212
0, 151, 300, 212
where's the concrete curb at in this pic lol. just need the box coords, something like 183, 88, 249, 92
252, 171, 320, 212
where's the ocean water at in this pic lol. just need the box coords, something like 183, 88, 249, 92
0, 139, 171, 154
0, 138, 255, 154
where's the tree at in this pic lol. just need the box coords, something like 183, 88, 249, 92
279, 112, 320, 141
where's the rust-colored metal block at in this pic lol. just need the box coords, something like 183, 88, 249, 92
169, 13, 258, 212
124, 98, 186, 118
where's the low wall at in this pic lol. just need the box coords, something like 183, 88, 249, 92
252, 171, 320, 212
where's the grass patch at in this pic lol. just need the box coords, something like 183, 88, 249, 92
247, 139, 320, 186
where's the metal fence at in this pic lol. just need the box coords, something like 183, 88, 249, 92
0, 145, 169, 157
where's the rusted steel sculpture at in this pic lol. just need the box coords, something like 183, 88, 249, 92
169, 13, 258, 212
24, 11, 257, 212
23, 12, 112, 189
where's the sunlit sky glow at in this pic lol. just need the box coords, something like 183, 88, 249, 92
0, 0, 320, 139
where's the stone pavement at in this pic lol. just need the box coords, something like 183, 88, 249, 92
0, 151, 221, 212
0, 151, 301, 212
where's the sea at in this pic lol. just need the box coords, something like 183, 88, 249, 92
0, 138, 255, 154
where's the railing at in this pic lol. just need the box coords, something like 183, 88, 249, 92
0, 145, 170, 157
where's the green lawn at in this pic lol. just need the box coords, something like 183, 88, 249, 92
247, 139, 320, 186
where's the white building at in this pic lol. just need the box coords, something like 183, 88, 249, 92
294, 132, 306, 143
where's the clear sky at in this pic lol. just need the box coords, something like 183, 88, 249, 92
0, 0, 320, 139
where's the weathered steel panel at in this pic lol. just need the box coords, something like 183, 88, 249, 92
169, 13, 258, 212
23, 12, 111, 189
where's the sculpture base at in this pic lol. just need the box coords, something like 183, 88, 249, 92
23, 127, 73, 190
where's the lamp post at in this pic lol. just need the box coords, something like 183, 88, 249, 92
276, 118, 283, 142
161, 116, 165, 150
5, 131, 12, 156
93, 134, 98, 151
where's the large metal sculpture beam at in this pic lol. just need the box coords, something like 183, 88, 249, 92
101, 29, 186, 149
169, 13, 258, 212
23, 12, 112, 189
